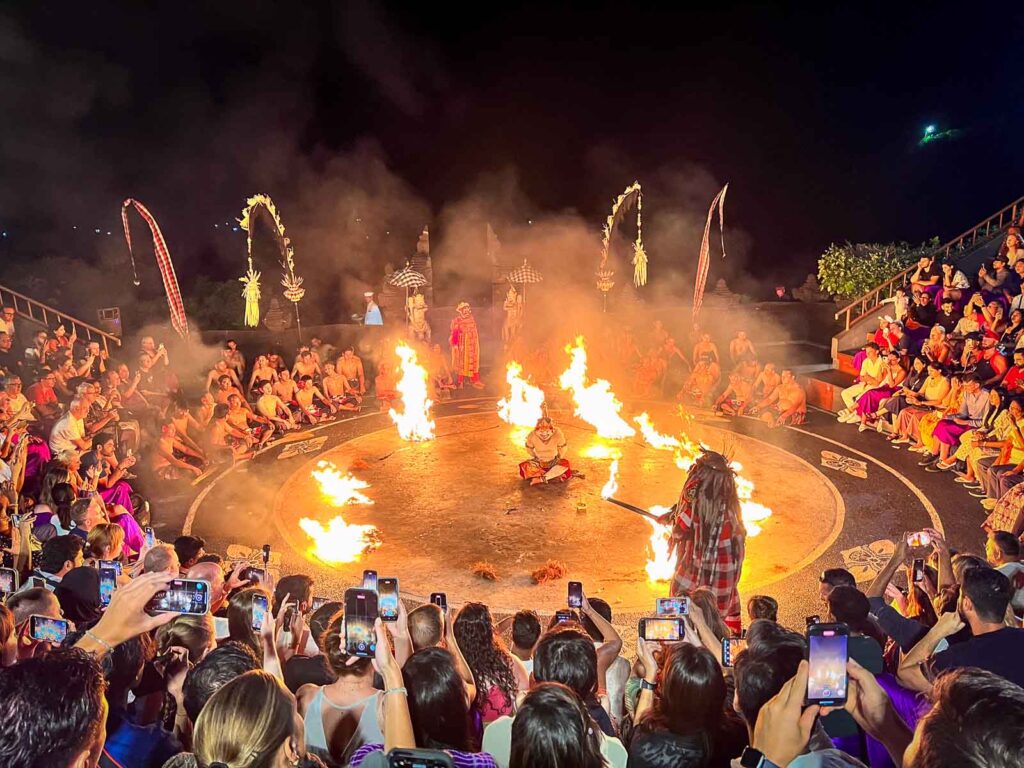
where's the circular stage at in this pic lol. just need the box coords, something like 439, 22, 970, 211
181, 395, 962, 626
266, 403, 843, 613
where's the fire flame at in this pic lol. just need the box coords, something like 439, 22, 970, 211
304, 461, 379, 563
645, 505, 675, 582
635, 412, 680, 450
299, 516, 379, 564
558, 337, 636, 439
497, 361, 546, 427
311, 460, 373, 506
389, 343, 435, 441
600, 459, 619, 499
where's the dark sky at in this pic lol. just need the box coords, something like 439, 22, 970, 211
1, 1, 1021, 294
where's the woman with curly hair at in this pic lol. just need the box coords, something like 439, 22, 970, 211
453, 603, 529, 724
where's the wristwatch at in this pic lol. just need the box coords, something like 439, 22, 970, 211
640, 678, 657, 691
739, 747, 781, 768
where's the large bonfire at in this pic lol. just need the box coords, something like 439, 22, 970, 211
389, 342, 435, 441
497, 361, 545, 427
558, 336, 636, 439
300, 460, 379, 564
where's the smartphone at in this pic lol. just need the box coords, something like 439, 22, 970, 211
282, 606, 295, 632
261, 544, 272, 564
805, 615, 821, 626
310, 595, 329, 613
907, 531, 931, 548
99, 566, 118, 607
251, 593, 269, 631
656, 597, 689, 616
362, 570, 378, 591
146, 579, 211, 615
388, 748, 456, 768
806, 623, 850, 706
100, 559, 122, 576
912, 558, 925, 583
344, 588, 378, 657
721, 637, 748, 668
10, 513, 21, 527
567, 581, 583, 610
378, 578, 400, 622
638, 617, 685, 642
30, 614, 69, 644
145, 527, 155, 548
0, 567, 18, 595
241, 566, 267, 585
430, 592, 447, 611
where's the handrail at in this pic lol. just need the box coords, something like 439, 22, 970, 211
834, 194, 1024, 330
0, 283, 121, 355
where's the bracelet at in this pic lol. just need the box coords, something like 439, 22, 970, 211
384, 686, 408, 698
640, 678, 657, 691
84, 630, 114, 653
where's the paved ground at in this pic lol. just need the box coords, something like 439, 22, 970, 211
152, 392, 989, 636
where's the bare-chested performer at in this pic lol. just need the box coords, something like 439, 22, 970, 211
256, 381, 298, 432
714, 372, 754, 416
206, 360, 242, 393
152, 420, 204, 480
195, 392, 216, 429
692, 332, 720, 366
227, 393, 273, 448
752, 369, 806, 427
728, 331, 756, 364
295, 375, 338, 424
754, 362, 781, 401
248, 355, 279, 397
214, 375, 251, 410
170, 400, 208, 462
274, 369, 300, 407
375, 361, 400, 411
322, 362, 361, 410
209, 404, 256, 462
680, 355, 720, 406
292, 348, 321, 382
337, 347, 366, 396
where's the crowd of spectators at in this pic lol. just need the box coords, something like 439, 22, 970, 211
834, 241, 1024, 535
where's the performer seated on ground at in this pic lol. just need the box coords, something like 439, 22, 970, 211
209, 404, 256, 463
714, 372, 754, 416
194, 392, 216, 429
753, 362, 781, 401
729, 331, 756, 363
214, 374, 251, 411
692, 332, 719, 366
632, 351, 665, 398
665, 449, 745, 634
322, 362, 362, 410
152, 420, 205, 480
170, 400, 208, 463
337, 347, 366, 396
256, 381, 298, 432
375, 362, 400, 411
429, 344, 456, 396
205, 360, 242, 394
751, 369, 807, 427
292, 348, 322, 382
295, 375, 337, 425
247, 355, 279, 398
679, 355, 720, 406
226, 393, 273, 448
273, 369, 300, 408
518, 416, 571, 486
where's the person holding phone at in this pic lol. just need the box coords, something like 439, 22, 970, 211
453, 603, 530, 725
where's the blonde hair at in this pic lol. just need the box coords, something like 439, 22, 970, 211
193, 670, 297, 768
87, 522, 124, 559
156, 613, 216, 663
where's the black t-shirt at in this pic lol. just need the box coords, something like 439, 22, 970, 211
0, 348, 20, 375
935, 310, 960, 333
929, 627, 1024, 688
917, 261, 942, 285
910, 302, 937, 327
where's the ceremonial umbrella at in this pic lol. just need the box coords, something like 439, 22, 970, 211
506, 259, 543, 303
388, 264, 430, 328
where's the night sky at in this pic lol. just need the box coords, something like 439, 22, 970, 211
1, 2, 1021, 301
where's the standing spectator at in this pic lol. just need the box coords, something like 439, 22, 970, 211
508, 610, 541, 672
509, 684, 607, 768
986, 531, 1024, 619
454, 603, 530, 725
818, 568, 856, 604
747, 595, 779, 623
173, 535, 206, 574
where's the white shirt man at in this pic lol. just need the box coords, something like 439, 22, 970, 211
49, 400, 89, 454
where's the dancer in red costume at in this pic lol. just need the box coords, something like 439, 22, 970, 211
449, 302, 484, 389
666, 450, 746, 634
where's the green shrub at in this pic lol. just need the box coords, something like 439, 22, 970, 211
817, 238, 939, 300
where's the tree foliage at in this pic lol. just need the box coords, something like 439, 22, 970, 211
817, 238, 940, 300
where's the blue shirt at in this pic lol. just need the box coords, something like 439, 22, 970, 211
101, 716, 182, 768
364, 304, 383, 325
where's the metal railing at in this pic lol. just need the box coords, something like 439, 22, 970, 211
834, 194, 1024, 331
0, 283, 121, 354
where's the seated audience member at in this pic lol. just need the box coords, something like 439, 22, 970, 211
143, 543, 180, 575
226, 586, 272, 658
0, 604, 12, 667
818, 567, 856, 605
180, 642, 261, 732
173, 535, 206, 574
508, 609, 541, 672
156, 613, 217, 665
509, 683, 608, 768
0, 648, 107, 768
898, 565, 1024, 691
31, 533, 85, 589
986, 530, 1024, 618
454, 602, 530, 725
55, 565, 105, 628
351, 647, 498, 767
837, 343, 884, 422
284, 601, 342, 692
49, 398, 90, 454
631, 641, 745, 768
408, 602, 445, 652
6, 587, 61, 657
919, 374, 990, 470
296, 612, 385, 765
86, 521, 125, 564
274, 574, 314, 616
747, 595, 779, 623
186, 670, 321, 768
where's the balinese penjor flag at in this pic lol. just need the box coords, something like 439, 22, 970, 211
121, 198, 189, 339
692, 184, 729, 322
